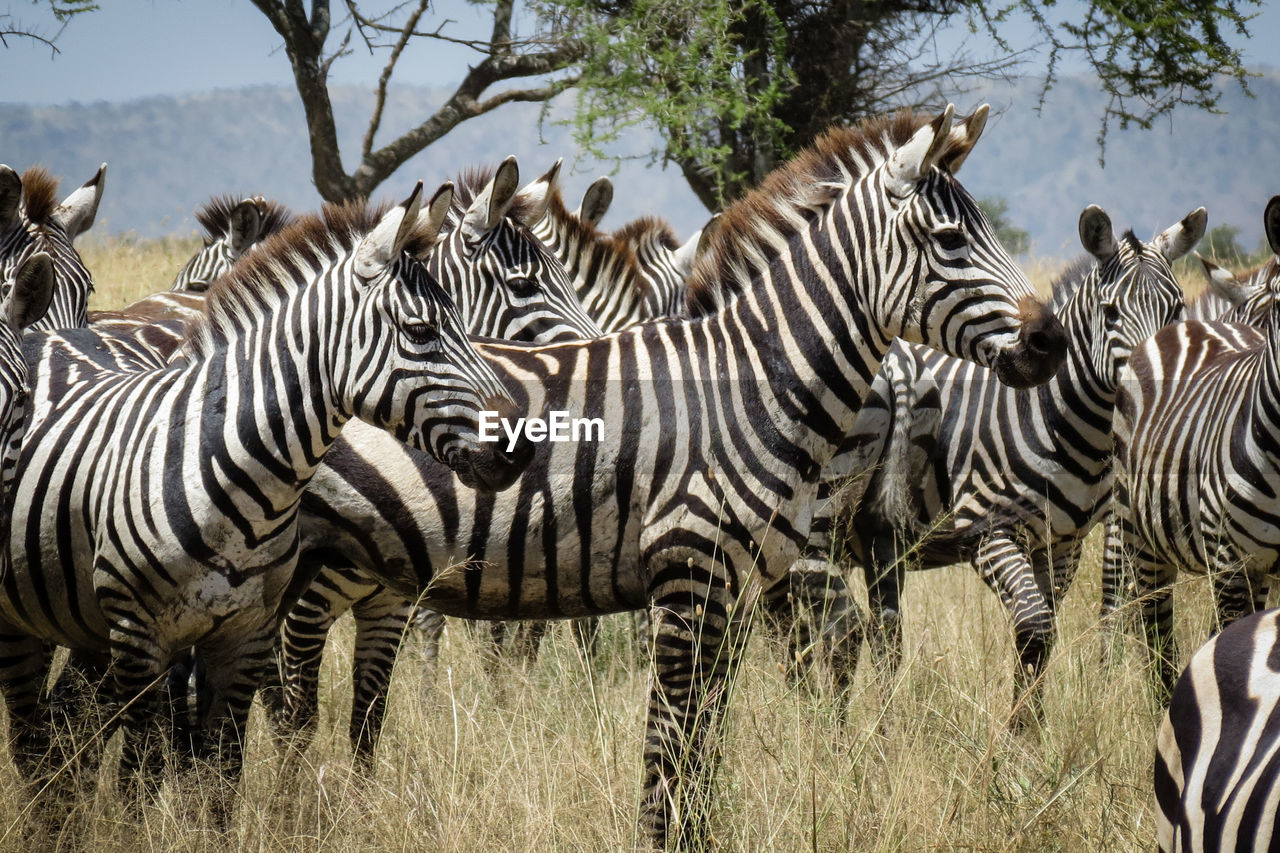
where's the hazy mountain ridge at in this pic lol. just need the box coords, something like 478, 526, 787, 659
2, 72, 1277, 256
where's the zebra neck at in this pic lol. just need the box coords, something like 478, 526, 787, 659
195, 328, 348, 517
571, 238, 650, 332
1037, 291, 1118, 450
1254, 309, 1280, 460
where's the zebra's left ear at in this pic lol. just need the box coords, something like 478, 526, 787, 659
0, 166, 20, 235
673, 214, 721, 278
885, 104, 955, 197
462, 155, 521, 241
940, 104, 989, 174
409, 182, 456, 261
227, 198, 265, 256
355, 181, 424, 280
1153, 208, 1208, 263
51, 163, 106, 240
6, 252, 54, 331
575, 177, 613, 227
1079, 205, 1118, 262
511, 158, 563, 227
1265, 196, 1280, 257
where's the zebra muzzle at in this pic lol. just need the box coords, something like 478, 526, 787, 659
992, 297, 1067, 388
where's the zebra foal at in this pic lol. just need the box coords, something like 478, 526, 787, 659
0, 184, 532, 819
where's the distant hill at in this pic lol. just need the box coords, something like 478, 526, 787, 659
2, 72, 1277, 257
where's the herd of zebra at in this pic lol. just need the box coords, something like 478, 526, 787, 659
1, 104, 1279, 850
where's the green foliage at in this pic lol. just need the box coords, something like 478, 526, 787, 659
978, 197, 1030, 256
977, 0, 1261, 155
542, 0, 1263, 208
43, 0, 97, 22
1200, 222, 1271, 267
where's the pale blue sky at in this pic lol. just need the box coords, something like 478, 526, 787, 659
3, 0, 1276, 106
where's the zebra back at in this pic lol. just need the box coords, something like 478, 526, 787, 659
0, 163, 104, 330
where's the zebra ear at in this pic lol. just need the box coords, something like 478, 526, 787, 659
511, 158, 562, 227
1154, 207, 1207, 263
1197, 254, 1250, 307
674, 215, 721, 278
227, 199, 265, 256
575, 177, 613, 227
51, 163, 106, 240
941, 104, 989, 173
0, 166, 20, 234
1265, 196, 1280, 257
885, 104, 955, 196
410, 182, 455, 259
6, 252, 54, 330
1078, 205, 1118, 262
462, 155, 520, 240
354, 181, 424, 280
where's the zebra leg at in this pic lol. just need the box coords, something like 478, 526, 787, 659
272, 571, 356, 757
1099, 507, 1137, 663
46, 650, 113, 797
511, 620, 549, 666
1209, 563, 1263, 632
974, 532, 1053, 731
107, 629, 173, 807
348, 589, 415, 768
863, 535, 906, 680
0, 631, 58, 786
410, 606, 445, 696
757, 571, 805, 689
638, 569, 752, 850
193, 628, 277, 828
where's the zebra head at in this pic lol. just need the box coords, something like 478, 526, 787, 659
340, 183, 533, 491
875, 105, 1066, 388
1075, 205, 1204, 383
0, 163, 104, 330
170, 195, 293, 293
432, 156, 603, 343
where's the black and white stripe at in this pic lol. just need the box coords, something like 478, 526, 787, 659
168, 195, 293, 292
1155, 607, 1280, 852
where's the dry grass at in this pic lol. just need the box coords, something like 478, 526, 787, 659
0, 239, 1226, 850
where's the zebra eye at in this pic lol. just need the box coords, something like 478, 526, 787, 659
933, 228, 966, 252
508, 276, 541, 296
403, 322, 439, 346
1103, 303, 1121, 323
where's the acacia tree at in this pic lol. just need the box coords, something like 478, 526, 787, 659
540, 0, 1261, 209
248, 0, 586, 203
2, 0, 95, 51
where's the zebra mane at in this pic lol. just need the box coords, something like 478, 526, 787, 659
182, 198, 438, 356
18, 167, 60, 226
194, 195, 294, 244
1046, 255, 1098, 313
684, 110, 955, 317
612, 216, 680, 253
449, 165, 541, 228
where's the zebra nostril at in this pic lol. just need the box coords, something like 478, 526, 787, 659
1027, 329, 1053, 354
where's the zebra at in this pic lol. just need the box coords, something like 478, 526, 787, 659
169, 194, 293, 292
1154, 607, 1280, 852
283, 106, 1067, 847
250, 157, 605, 762
0, 184, 532, 820
1109, 195, 1280, 696
1, 163, 105, 330
815, 205, 1202, 726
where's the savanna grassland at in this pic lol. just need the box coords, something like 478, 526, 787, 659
0, 236, 1230, 852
